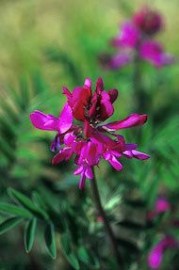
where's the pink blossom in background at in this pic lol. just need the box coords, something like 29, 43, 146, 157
155, 197, 171, 214
140, 41, 174, 67
147, 197, 171, 221
148, 236, 179, 269
100, 6, 174, 69
132, 6, 163, 35
30, 78, 149, 189
111, 21, 140, 48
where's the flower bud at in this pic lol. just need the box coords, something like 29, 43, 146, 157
133, 6, 163, 35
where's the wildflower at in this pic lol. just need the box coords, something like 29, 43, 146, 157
147, 196, 171, 221
155, 197, 170, 214
139, 40, 173, 67
30, 78, 149, 189
132, 6, 163, 35
148, 235, 179, 269
100, 6, 174, 69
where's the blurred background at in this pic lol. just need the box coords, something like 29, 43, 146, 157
0, 0, 178, 86
0, 0, 178, 269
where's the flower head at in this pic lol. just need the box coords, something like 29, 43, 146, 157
155, 197, 171, 214
100, 6, 174, 69
111, 21, 140, 48
63, 78, 118, 122
140, 40, 174, 67
30, 78, 149, 189
133, 6, 163, 35
148, 236, 179, 269
147, 196, 171, 221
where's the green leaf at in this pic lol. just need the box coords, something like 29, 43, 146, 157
78, 247, 100, 268
0, 203, 32, 219
24, 218, 37, 253
44, 223, 56, 259
61, 233, 80, 270
8, 188, 49, 220
77, 246, 90, 264
0, 217, 22, 235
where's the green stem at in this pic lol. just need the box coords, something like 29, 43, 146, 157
91, 169, 124, 269
133, 51, 150, 114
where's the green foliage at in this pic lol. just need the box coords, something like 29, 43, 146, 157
24, 218, 37, 252
0, 217, 23, 235
61, 233, 80, 270
44, 223, 57, 259
0, 203, 32, 219
8, 188, 49, 220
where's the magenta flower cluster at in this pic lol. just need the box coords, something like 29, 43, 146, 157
147, 197, 171, 220
147, 197, 179, 269
148, 235, 179, 269
100, 6, 174, 69
30, 78, 149, 189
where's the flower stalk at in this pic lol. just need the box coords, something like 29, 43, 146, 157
91, 168, 124, 269
133, 51, 148, 113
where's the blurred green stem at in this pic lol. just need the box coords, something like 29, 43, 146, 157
91, 169, 124, 269
133, 51, 149, 113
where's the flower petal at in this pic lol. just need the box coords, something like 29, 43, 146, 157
104, 153, 123, 171
78, 172, 86, 189
85, 166, 93, 179
133, 6, 163, 35
111, 21, 140, 48
96, 77, 104, 94
30, 104, 72, 133
108, 89, 118, 103
50, 135, 61, 152
131, 150, 150, 160
108, 53, 133, 69
74, 165, 83, 175
84, 78, 92, 88
140, 41, 174, 67
30, 110, 59, 131
58, 103, 73, 133
148, 236, 179, 269
69, 86, 92, 121
155, 197, 170, 214
100, 91, 114, 120
102, 114, 147, 131
148, 245, 163, 269
52, 148, 72, 165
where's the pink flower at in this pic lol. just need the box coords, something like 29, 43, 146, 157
148, 236, 179, 269
155, 197, 170, 214
100, 6, 174, 69
111, 21, 140, 48
63, 80, 92, 121
140, 41, 174, 67
63, 78, 118, 122
105, 52, 133, 70
30, 78, 149, 189
147, 197, 171, 221
133, 6, 163, 35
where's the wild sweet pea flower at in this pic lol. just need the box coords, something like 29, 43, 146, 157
147, 196, 171, 221
133, 6, 163, 35
30, 78, 149, 189
100, 6, 174, 69
155, 197, 171, 214
148, 235, 179, 269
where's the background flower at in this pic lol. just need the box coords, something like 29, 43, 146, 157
100, 6, 174, 69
